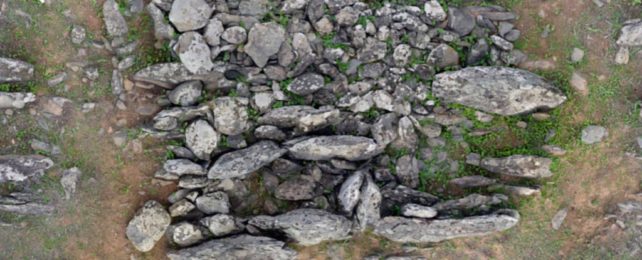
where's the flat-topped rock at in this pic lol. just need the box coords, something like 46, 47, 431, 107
208, 141, 286, 179
478, 155, 553, 179
0, 58, 34, 83
167, 235, 298, 260
0, 155, 53, 183
133, 63, 222, 89
257, 106, 341, 134
126, 201, 171, 252
617, 20, 642, 46
285, 136, 382, 161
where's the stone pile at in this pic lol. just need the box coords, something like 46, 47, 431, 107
126, 0, 567, 257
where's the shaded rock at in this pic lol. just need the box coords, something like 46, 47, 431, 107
354, 175, 382, 231
60, 167, 82, 200
208, 141, 286, 179
617, 20, 642, 46
221, 26, 247, 44
401, 203, 437, 219
433, 67, 567, 116
374, 209, 519, 243
169, 199, 196, 217
168, 81, 202, 106
0, 92, 36, 109
164, 159, 205, 176
146, 2, 175, 40
286, 136, 382, 161
447, 7, 475, 36
0, 194, 54, 215
287, 73, 325, 95
185, 119, 219, 160
245, 22, 286, 68
126, 200, 171, 252
257, 106, 340, 134
254, 125, 287, 141
153, 105, 210, 131
551, 207, 568, 230
176, 32, 214, 74
249, 208, 351, 245
195, 191, 230, 214
167, 222, 205, 247
395, 155, 420, 189
432, 193, 506, 213
166, 235, 298, 259
448, 175, 496, 189
275, 175, 317, 201
478, 155, 553, 179
0, 155, 53, 183
381, 185, 439, 215
103, 0, 129, 37
168, 0, 213, 32
133, 63, 222, 89
201, 214, 242, 237
424, 0, 447, 22
427, 44, 459, 69
204, 18, 224, 46
338, 171, 364, 215
570, 72, 588, 96
213, 97, 250, 136
0, 58, 34, 83
581, 125, 608, 144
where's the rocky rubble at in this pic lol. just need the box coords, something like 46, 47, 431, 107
126, 0, 567, 256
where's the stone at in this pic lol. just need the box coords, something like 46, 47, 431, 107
168, 81, 203, 106
381, 185, 439, 215
358, 38, 387, 63
336, 7, 359, 26
433, 67, 567, 116
166, 235, 298, 259
478, 155, 553, 179
287, 73, 325, 95
212, 97, 249, 135
239, 0, 270, 17
0, 155, 53, 183
551, 207, 568, 230
374, 209, 519, 243
195, 191, 230, 214
286, 136, 382, 161
201, 214, 242, 237
427, 44, 459, 69
338, 171, 364, 215
126, 200, 171, 252
490, 35, 513, 51
204, 18, 224, 46
615, 47, 630, 65
185, 119, 219, 160
60, 167, 82, 200
0, 194, 54, 215
275, 176, 317, 201
169, 199, 196, 217
581, 125, 608, 144
393, 44, 412, 67
163, 159, 205, 176
249, 209, 351, 245
542, 145, 566, 156
432, 193, 506, 213
448, 175, 496, 189
103, 0, 129, 37
176, 32, 214, 74
147, 3, 175, 41
258, 106, 340, 134
152, 106, 210, 131
570, 72, 588, 96
467, 39, 490, 65
501, 185, 541, 198
221, 26, 247, 44
447, 7, 475, 36
401, 203, 437, 219
47, 72, 67, 87
208, 141, 286, 179
617, 20, 642, 46
571, 48, 585, 63
70, 25, 86, 44
0, 92, 36, 109
354, 175, 382, 231
395, 155, 420, 188
254, 125, 287, 141
133, 63, 221, 89
0, 58, 34, 83
424, 0, 447, 22
168, 0, 213, 32
245, 22, 286, 68
167, 222, 204, 247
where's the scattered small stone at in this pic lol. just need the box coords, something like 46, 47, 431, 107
570, 48, 585, 63
60, 167, 82, 200
581, 125, 608, 144
615, 47, 630, 65
551, 207, 568, 230
570, 72, 589, 96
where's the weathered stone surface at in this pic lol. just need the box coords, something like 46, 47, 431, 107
432, 193, 506, 213
551, 207, 568, 230
185, 119, 219, 160
0, 58, 34, 83
424, 0, 447, 22
221, 26, 247, 44
204, 18, 224, 46
167, 235, 298, 259
338, 171, 364, 215
133, 63, 221, 89
60, 167, 82, 200
103, 0, 129, 37
287, 73, 325, 95
275, 176, 317, 201
245, 22, 286, 68
381, 185, 439, 215
374, 209, 520, 243
168, 81, 203, 106
146, 2, 175, 40
433, 67, 567, 116
249, 209, 351, 245
0, 155, 53, 183
208, 141, 286, 179
168, 0, 213, 32
0, 92, 36, 109
212, 97, 250, 136
478, 155, 553, 179
167, 222, 205, 247
395, 155, 420, 188
286, 136, 382, 161
581, 125, 608, 144
195, 191, 230, 214
258, 106, 340, 134
401, 203, 438, 219
448, 175, 497, 188
427, 44, 459, 69
0, 194, 54, 215
169, 199, 195, 217
617, 20, 642, 47
163, 159, 205, 176
201, 214, 242, 237
176, 32, 214, 74
126, 200, 171, 252
153, 105, 210, 131
354, 175, 382, 231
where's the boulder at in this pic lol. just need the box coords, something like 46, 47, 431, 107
287, 73, 325, 95
208, 141, 286, 179
167, 235, 298, 260
338, 171, 364, 215
477, 155, 553, 179
167, 222, 205, 247
212, 97, 250, 136
0, 155, 53, 183
195, 191, 230, 214
354, 175, 382, 231
245, 22, 286, 68
617, 20, 642, 46
168, 81, 203, 106
286, 136, 382, 161
168, 0, 213, 32
176, 32, 214, 74
0, 58, 34, 83
185, 119, 219, 160
432, 67, 567, 116
201, 214, 242, 237
126, 200, 171, 252
103, 0, 128, 37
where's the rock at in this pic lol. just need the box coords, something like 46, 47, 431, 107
208, 141, 286, 179
432, 193, 506, 213
424, 0, 447, 22
0, 194, 54, 215
395, 155, 420, 188
257, 106, 340, 134
358, 38, 387, 63
221, 26, 247, 44
103, 0, 128, 37
570, 48, 585, 63
501, 185, 541, 198
152, 106, 210, 131
204, 18, 224, 46
163, 159, 205, 176
239, 0, 270, 16
176, 32, 214, 74
393, 44, 412, 67
338, 171, 364, 215
581, 125, 608, 144
374, 209, 519, 243
169, 199, 196, 217
245, 22, 286, 68
490, 35, 513, 51
60, 167, 82, 200
354, 175, 382, 231
195, 191, 230, 214
447, 7, 475, 36
126, 200, 171, 252
147, 3, 175, 41
168, 0, 213, 32
70, 25, 86, 44
427, 44, 459, 68
467, 39, 490, 65
254, 125, 287, 141
448, 175, 496, 189
185, 119, 220, 160
287, 73, 325, 95
0, 155, 53, 183
166, 235, 298, 259
201, 214, 242, 237
551, 207, 568, 230
401, 203, 437, 219
615, 47, 630, 65
47, 72, 67, 87
478, 155, 553, 179
133, 63, 221, 89
168, 81, 202, 106
0, 92, 36, 109
381, 185, 439, 215
249, 209, 352, 245
213, 97, 249, 135
167, 222, 205, 247
617, 20, 642, 46
0, 58, 34, 83
286, 136, 382, 161
570, 72, 588, 96
275, 176, 317, 201
542, 145, 566, 156
433, 67, 567, 116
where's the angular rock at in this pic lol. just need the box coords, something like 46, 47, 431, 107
195, 191, 230, 214
126, 200, 171, 252
204, 18, 224, 46
153, 105, 210, 130
0, 155, 53, 183
433, 67, 567, 116
374, 209, 519, 243
176, 32, 214, 74
0, 58, 34, 83
338, 171, 364, 215
424, 0, 447, 22
213, 97, 250, 136
133, 63, 222, 89
448, 175, 496, 189
208, 141, 286, 179
221, 26, 247, 44
478, 155, 553, 179
249, 209, 351, 245
427, 44, 459, 69
581, 125, 608, 144
287, 73, 325, 96
239, 0, 270, 17
257, 106, 340, 134
166, 235, 298, 259
286, 136, 382, 161
169, 199, 196, 217
164, 159, 205, 176
395, 155, 420, 189
254, 125, 287, 141
245, 22, 286, 68
168, 81, 203, 106
617, 20, 642, 47
60, 167, 82, 200
103, 0, 129, 37
401, 203, 437, 219
551, 207, 568, 230
167, 222, 205, 247
432, 193, 506, 213
185, 119, 219, 160
275, 175, 317, 201
447, 7, 475, 36
146, 2, 175, 41
168, 0, 213, 32
0, 194, 54, 215
354, 175, 382, 231
0, 92, 36, 109
201, 214, 242, 237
